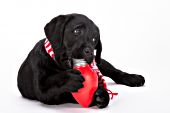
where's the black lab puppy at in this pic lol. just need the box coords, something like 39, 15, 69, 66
17, 14, 145, 108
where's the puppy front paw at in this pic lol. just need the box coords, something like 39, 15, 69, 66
93, 87, 110, 108
61, 69, 85, 92
116, 74, 145, 87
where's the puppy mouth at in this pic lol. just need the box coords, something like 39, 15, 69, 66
63, 49, 95, 68
83, 55, 94, 64
62, 55, 94, 69
71, 55, 94, 64
71, 50, 95, 64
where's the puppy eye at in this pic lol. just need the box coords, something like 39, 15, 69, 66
92, 38, 96, 42
92, 37, 98, 44
73, 29, 81, 36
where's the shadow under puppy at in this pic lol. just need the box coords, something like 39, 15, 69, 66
17, 14, 145, 108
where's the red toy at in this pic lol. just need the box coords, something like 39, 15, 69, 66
72, 59, 118, 108
72, 59, 98, 107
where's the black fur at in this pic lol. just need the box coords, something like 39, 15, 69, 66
17, 14, 145, 108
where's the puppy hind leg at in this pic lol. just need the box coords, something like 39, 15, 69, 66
33, 75, 65, 105
97, 59, 145, 87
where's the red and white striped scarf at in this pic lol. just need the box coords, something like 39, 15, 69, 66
44, 38, 55, 59
44, 38, 117, 99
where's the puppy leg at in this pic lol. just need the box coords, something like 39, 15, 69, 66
33, 69, 84, 105
90, 86, 110, 108
97, 59, 145, 87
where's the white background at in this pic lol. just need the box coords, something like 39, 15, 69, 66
0, 0, 170, 113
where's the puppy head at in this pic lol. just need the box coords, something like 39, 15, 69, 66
44, 14, 102, 68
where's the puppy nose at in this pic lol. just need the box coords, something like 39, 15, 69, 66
83, 47, 91, 54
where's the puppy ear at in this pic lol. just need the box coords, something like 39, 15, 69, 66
95, 38, 102, 64
44, 15, 71, 49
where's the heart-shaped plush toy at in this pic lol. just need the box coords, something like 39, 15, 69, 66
72, 59, 98, 108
